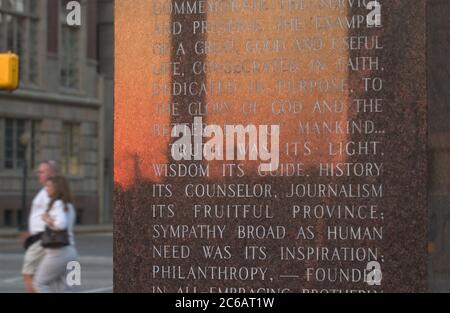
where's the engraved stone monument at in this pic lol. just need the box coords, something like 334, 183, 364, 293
114, 0, 427, 293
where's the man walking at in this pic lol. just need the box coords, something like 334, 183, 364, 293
20, 160, 58, 293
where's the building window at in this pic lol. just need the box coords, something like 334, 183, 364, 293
1, 118, 39, 170
61, 122, 80, 176
0, 0, 40, 86
60, 0, 80, 90
3, 209, 13, 226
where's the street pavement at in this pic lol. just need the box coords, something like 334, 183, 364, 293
0, 233, 113, 293
2, 231, 449, 293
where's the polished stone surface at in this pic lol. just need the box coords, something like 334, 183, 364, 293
114, 0, 427, 293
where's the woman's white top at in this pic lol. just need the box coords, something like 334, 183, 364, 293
46, 200, 76, 246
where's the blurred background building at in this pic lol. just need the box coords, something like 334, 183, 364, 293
0, 0, 113, 227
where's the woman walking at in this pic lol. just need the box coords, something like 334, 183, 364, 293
33, 176, 78, 293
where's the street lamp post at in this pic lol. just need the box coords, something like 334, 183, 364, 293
18, 133, 30, 231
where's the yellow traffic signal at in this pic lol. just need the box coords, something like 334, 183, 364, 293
0, 52, 19, 91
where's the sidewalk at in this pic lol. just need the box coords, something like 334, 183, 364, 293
0, 224, 113, 239
0, 232, 113, 293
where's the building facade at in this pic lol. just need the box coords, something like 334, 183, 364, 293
0, 0, 113, 227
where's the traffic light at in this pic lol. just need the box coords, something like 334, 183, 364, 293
0, 52, 19, 91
